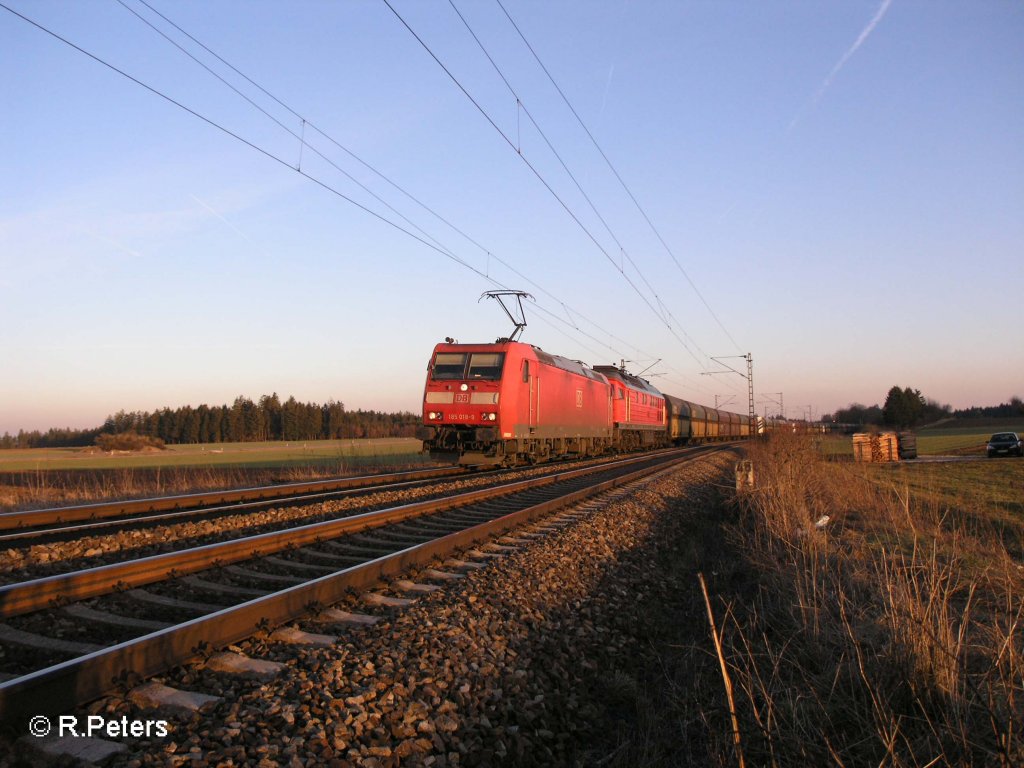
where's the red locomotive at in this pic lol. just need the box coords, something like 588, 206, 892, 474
416, 341, 614, 466
594, 365, 666, 450
417, 338, 753, 466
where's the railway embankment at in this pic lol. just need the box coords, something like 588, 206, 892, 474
0, 461, 599, 584
4, 450, 741, 767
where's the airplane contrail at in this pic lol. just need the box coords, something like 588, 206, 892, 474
191, 194, 254, 245
817, 0, 894, 102
85, 229, 142, 259
789, 0, 894, 131
597, 0, 631, 122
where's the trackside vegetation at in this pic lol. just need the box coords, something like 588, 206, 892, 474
715, 434, 1022, 765
594, 435, 1021, 766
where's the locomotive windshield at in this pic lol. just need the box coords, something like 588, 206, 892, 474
432, 353, 468, 380
468, 353, 504, 380
430, 352, 505, 380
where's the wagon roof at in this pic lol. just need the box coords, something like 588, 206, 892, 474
592, 366, 664, 396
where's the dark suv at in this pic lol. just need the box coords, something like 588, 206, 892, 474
986, 432, 1023, 458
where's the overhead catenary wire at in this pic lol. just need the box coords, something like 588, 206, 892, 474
446, 0, 712, 364
130, 0, 498, 263
119, 0, 706, 385
495, 0, 743, 354
0, 3, 490, 285
441, 0, 734, 394
114, 0, 477, 274
122, 0, 722, 393
381, 0, 711, 371
3, 2, 731, 400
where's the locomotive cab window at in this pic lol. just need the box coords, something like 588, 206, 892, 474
432, 353, 467, 380
468, 353, 505, 380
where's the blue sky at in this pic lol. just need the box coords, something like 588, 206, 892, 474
2, 0, 1022, 433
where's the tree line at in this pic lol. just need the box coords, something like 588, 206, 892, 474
952, 397, 1024, 419
823, 390, 1024, 429
0, 394, 420, 449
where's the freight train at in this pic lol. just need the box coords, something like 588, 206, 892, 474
415, 339, 755, 466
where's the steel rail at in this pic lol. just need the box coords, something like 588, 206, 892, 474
0, 448, 712, 723
0, 450, 689, 618
0, 471, 477, 546
0, 466, 469, 532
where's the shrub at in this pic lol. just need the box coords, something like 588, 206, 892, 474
94, 432, 166, 452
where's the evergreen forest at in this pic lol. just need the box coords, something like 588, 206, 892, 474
1, 394, 418, 449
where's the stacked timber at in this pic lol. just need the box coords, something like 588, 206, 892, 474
897, 432, 918, 459
852, 432, 900, 463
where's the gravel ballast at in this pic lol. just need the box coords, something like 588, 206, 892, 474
3, 450, 739, 767
0, 460, 621, 584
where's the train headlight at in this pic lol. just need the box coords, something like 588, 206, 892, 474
460, 383, 469, 391
428, 411, 443, 420
484, 413, 497, 421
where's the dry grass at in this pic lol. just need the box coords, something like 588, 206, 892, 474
721, 433, 1023, 766
593, 436, 1021, 767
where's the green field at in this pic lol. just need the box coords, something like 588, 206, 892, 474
0, 437, 426, 472
916, 420, 1024, 454
890, 458, 1024, 520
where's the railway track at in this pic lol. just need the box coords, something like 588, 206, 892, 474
0, 446, 719, 725
0, 465, 472, 543
0, 453, 675, 589
0, 454, 646, 555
